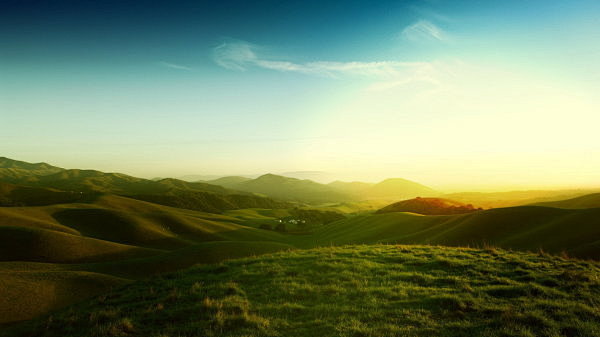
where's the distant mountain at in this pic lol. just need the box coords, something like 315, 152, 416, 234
365, 178, 438, 199
377, 197, 481, 215
278, 171, 337, 183
178, 174, 227, 182
0, 157, 291, 213
531, 193, 600, 209
228, 174, 354, 204
328, 178, 437, 200
210, 174, 437, 204
0, 157, 64, 182
205, 176, 252, 189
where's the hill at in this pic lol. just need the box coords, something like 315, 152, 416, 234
0, 157, 291, 213
0, 195, 296, 324
210, 174, 438, 204
363, 178, 438, 199
7, 245, 600, 337
226, 174, 354, 204
377, 197, 481, 215
532, 193, 600, 209
0, 157, 63, 183
205, 176, 252, 189
0, 181, 98, 206
309, 206, 600, 259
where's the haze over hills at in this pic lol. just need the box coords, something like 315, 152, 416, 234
3, 156, 600, 327
208, 174, 439, 204
212, 173, 356, 204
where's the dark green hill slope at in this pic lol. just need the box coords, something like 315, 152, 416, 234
7, 245, 600, 337
532, 193, 600, 209
309, 206, 600, 259
0, 195, 295, 324
0, 181, 98, 206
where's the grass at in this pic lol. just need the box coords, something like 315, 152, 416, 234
307, 206, 600, 259
0, 195, 295, 324
2, 192, 600, 326
5, 245, 599, 337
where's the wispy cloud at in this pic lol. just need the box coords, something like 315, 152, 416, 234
401, 20, 448, 42
212, 40, 435, 81
158, 61, 192, 71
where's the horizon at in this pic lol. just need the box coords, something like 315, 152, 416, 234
2, 0, 600, 191
3, 155, 600, 193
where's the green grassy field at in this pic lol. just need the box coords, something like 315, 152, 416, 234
5, 245, 599, 337
0, 195, 295, 325
2, 157, 600, 333
306, 206, 600, 259
2, 193, 600, 326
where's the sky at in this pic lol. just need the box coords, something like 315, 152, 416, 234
1, 0, 600, 191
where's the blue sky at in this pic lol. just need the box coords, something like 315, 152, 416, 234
2, 0, 600, 190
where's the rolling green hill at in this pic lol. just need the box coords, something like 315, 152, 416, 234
0, 157, 64, 183
532, 193, 600, 209
0, 157, 291, 213
2, 156, 600, 330
308, 206, 600, 259
0, 195, 295, 324
377, 197, 481, 215
0, 181, 98, 206
6, 245, 600, 337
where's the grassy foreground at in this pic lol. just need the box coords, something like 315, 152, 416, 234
6, 245, 600, 337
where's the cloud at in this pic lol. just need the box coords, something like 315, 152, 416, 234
212, 40, 435, 81
159, 61, 192, 70
401, 20, 447, 42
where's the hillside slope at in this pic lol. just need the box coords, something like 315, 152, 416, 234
532, 193, 600, 209
7, 245, 600, 337
0, 195, 295, 324
309, 206, 600, 259
0, 157, 64, 183
0, 181, 98, 206
0, 157, 291, 213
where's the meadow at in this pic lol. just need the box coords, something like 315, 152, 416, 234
1, 157, 600, 336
